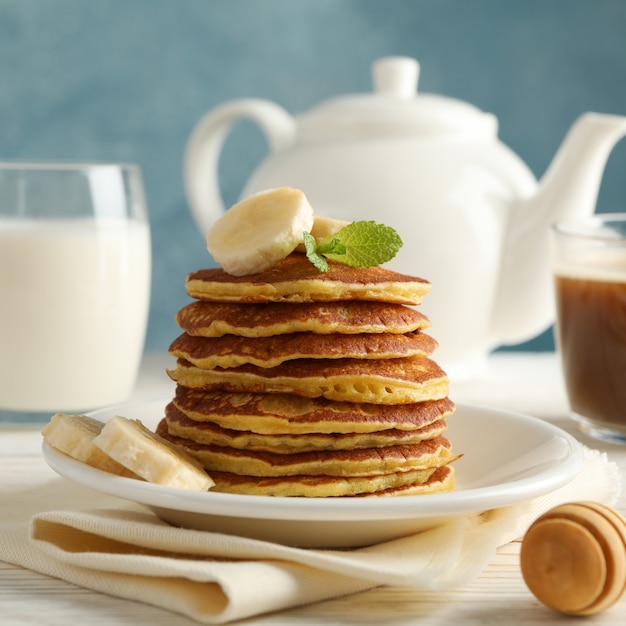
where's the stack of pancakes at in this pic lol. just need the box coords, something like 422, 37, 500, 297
161, 253, 459, 497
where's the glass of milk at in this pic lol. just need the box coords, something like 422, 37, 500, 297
0, 163, 151, 424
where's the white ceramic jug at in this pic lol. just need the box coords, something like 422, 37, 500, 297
184, 56, 626, 377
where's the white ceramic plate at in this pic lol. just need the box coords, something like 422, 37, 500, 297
42, 400, 583, 548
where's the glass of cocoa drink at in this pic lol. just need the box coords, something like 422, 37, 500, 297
552, 214, 626, 444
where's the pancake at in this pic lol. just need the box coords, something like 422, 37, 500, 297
165, 402, 447, 452
173, 387, 455, 434
168, 330, 438, 369
357, 465, 455, 497
167, 356, 449, 404
195, 465, 454, 497
175, 300, 431, 338
156, 419, 456, 477
186, 253, 431, 305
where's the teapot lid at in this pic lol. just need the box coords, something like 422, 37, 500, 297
297, 57, 497, 140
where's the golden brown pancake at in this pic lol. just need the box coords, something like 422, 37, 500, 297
156, 419, 456, 477
172, 387, 455, 434
186, 253, 431, 305
167, 356, 449, 404
356, 466, 455, 497
175, 300, 431, 338
164, 402, 447, 452
168, 330, 438, 369
193, 465, 454, 497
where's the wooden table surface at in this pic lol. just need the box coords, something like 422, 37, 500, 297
1, 352, 625, 625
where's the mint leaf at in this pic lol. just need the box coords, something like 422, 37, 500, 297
316, 236, 347, 257
303, 231, 329, 272
307, 221, 402, 270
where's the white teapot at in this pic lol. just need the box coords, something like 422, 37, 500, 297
184, 56, 626, 378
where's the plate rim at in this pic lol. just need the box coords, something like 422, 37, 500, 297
41, 399, 583, 523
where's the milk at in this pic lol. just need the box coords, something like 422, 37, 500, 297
0, 218, 151, 411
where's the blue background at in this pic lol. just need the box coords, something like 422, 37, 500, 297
1, 0, 625, 353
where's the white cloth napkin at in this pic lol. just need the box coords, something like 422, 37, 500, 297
0, 447, 620, 624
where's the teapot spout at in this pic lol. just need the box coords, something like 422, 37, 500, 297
491, 112, 626, 346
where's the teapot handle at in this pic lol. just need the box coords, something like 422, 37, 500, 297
184, 98, 297, 234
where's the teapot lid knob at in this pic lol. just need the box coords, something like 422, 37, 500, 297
372, 57, 419, 98
297, 55, 497, 141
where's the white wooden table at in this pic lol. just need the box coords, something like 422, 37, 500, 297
1, 352, 625, 625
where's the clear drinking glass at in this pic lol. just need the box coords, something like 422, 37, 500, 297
0, 163, 151, 425
552, 214, 626, 444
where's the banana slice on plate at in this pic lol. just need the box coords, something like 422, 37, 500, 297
42, 413, 138, 478
206, 186, 315, 276
93, 416, 214, 491
43, 413, 214, 491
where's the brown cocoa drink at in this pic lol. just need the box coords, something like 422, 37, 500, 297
555, 275, 626, 432
552, 214, 626, 444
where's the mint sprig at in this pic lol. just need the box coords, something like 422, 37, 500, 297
303, 221, 402, 272
302, 231, 330, 272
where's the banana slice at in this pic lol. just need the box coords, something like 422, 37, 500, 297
295, 215, 351, 253
93, 416, 214, 491
206, 187, 315, 276
42, 413, 138, 478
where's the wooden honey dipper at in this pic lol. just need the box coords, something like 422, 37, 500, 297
520, 501, 626, 615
